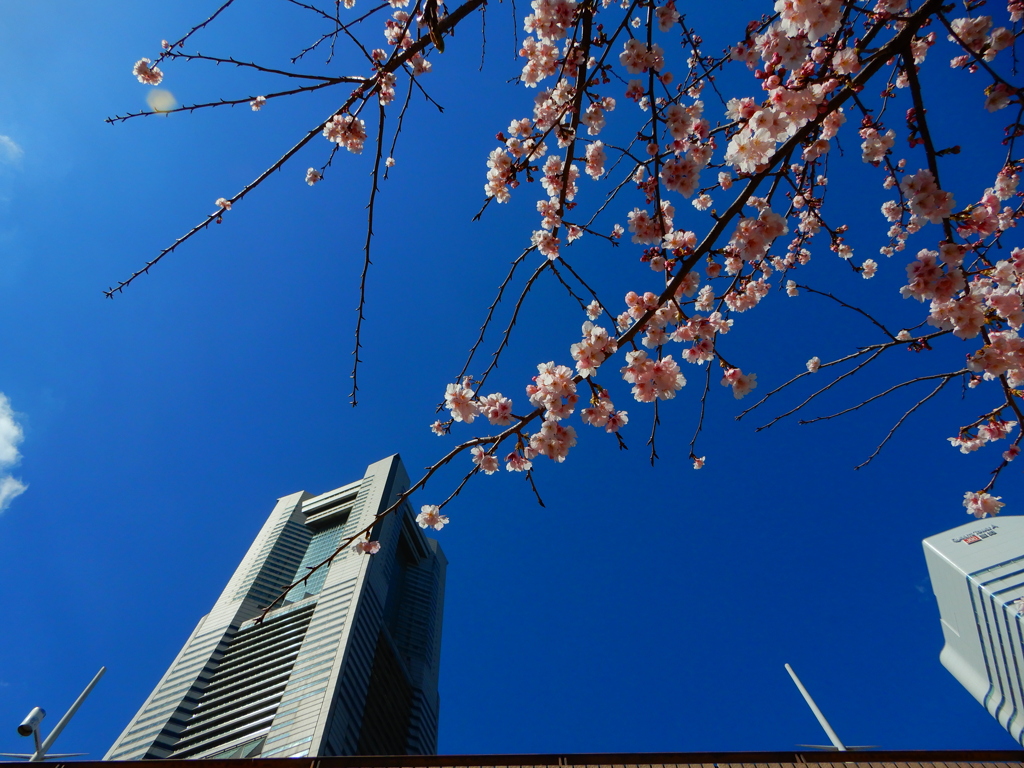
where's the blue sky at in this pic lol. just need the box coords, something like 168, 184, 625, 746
0, 0, 1022, 759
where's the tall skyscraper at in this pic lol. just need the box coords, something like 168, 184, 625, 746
923, 515, 1024, 746
105, 455, 446, 761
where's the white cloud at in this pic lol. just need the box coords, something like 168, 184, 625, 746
0, 476, 27, 512
0, 393, 26, 513
0, 136, 23, 165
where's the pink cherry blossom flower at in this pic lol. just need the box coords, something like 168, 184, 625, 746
524, 0, 578, 41
655, 1, 679, 31
532, 229, 561, 259
985, 83, 1015, 112
133, 58, 164, 85
900, 249, 964, 302
250, 96, 267, 111
927, 295, 985, 339
693, 456, 705, 469
505, 451, 533, 472
444, 382, 480, 423
833, 47, 861, 75
215, 198, 232, 211
604, 409, 628, 432
478, 393, 514, 425
964, 491, 1004, 518
527, 362, 578, 418
417, 505, 450, 530
660, 156, 701, 198
306, 168, 322, 185
323, 114, 367, 154
860, 127, 895, 165
528, 419, 577, 461
979, 420, 1017, 442
430, 420, 447, 436
580, 390, 627, 432
806, 357, 820, 373
949, 434, 985, 453
1004, 444, 1021, 462
519, 37, 559, 86
775, 0, 842, 42
721, 367, 757, 399
471, 446, 500, 474
571, 321, 617, 377
900, 169, 956, 224
948, 15, 992, 53
620, 350, 686, 401
355, 539, 381, 554
585, 141, 606, 179
581, 103, 606, 136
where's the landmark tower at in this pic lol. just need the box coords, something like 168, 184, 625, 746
105, 455, 446, 760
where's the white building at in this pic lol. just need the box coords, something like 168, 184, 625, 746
923, 515, 1024, 745
105, 455, 446, 760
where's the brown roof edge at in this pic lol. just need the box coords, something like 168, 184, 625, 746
20, 749, 1022, 768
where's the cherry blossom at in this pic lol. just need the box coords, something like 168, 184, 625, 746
860, 127, 895, 165
529, 419, 578, 461
121, 0, 1024, 531
964, 491, 1004, 518
471, 446, 500, 474
478, 393, 514, 425
585, 141, 607, 179
620, 350, 686, 402
416, 504, 450, 530
775, 0, 842, 42
721, 368, 757, 399
900, 169, 956, 224
527, 362, 578, 419
133, 58, 164, 85
571, 322, 618, 377
355, 540, 382, 554
323, 114, 367, 154
524, 0, 578, 41
445, 381, 480, 423
505, 451, 533, 472
580, 390, 628, 432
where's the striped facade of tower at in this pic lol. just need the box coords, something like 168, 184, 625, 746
923, 515, 1024, 746
105, 455, 446, 760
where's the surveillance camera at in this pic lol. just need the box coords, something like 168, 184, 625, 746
17, 707, 45, 737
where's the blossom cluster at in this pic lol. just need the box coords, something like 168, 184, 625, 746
323, 114, 367, 154
132, 0, 1024, 521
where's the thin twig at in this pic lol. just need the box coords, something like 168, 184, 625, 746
854, 375, 958, 469
352, 103, 389, 406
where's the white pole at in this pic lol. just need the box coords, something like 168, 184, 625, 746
31, 667, 106, 762
784, 663, 847, 752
